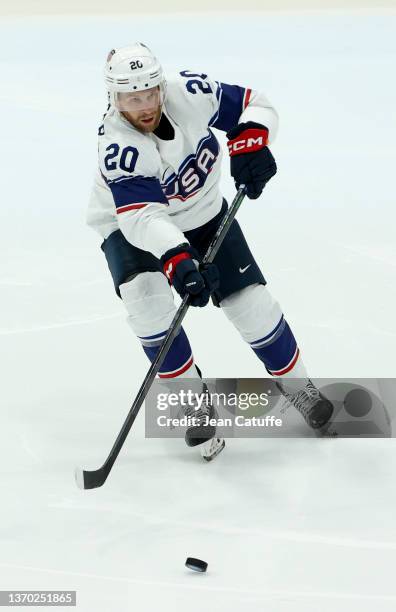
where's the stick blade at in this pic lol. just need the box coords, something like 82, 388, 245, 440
74, 466, 107, 490
74, 467, 86, 489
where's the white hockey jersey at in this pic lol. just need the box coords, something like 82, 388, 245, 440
87, 70, 279, 259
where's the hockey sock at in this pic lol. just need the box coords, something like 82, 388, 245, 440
139, 326, 199, 379
119, 272, 200, 379
220, 284, 308, 387
249, 315, 300, 375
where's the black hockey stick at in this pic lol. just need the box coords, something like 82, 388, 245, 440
75, 185, 246, 489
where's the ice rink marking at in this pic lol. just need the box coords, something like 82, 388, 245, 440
0, 313, 122, 335
51, 500, 396, 551
0, 562, 395, 602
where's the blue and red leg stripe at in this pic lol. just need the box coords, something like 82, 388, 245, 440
249, 317, 299, 375
138, 327, 194, 378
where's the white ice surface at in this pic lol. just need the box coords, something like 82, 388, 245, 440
1, 10, 396, 611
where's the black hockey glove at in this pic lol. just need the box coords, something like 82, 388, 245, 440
160, 244, 219, 307
226, 121, 277, 199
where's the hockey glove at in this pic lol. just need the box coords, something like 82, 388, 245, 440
226, 121, 277, 199
160, 244, 219, 307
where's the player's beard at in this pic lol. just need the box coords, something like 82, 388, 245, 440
123, 105, 162, 133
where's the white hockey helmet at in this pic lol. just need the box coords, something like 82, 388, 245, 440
104, 42, 166, 111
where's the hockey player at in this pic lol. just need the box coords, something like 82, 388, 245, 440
87, 43, 333, 460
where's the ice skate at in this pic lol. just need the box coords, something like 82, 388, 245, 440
200, 437, 225, 461
179, 386, 225, 460
183, 386, 217, 446
277, 379, 334, 429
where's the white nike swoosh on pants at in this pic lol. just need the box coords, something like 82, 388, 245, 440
239, 264, 251, 273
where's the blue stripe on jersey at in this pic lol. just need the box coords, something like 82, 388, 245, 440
108, 176, 168, 209
250, 319, 297, 374
209, 82, 247, 132
140, 327, 193, 376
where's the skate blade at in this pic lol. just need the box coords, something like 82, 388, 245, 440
201, 439, 225, 462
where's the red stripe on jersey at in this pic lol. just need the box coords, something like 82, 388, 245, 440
168, 190, 199, 202
116, 203, 149, 214
158, 355, 194, 379
244, 88, 252, 109
270, 348, 300, 376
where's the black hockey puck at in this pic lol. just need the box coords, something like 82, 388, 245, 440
185, 557, 208, 573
